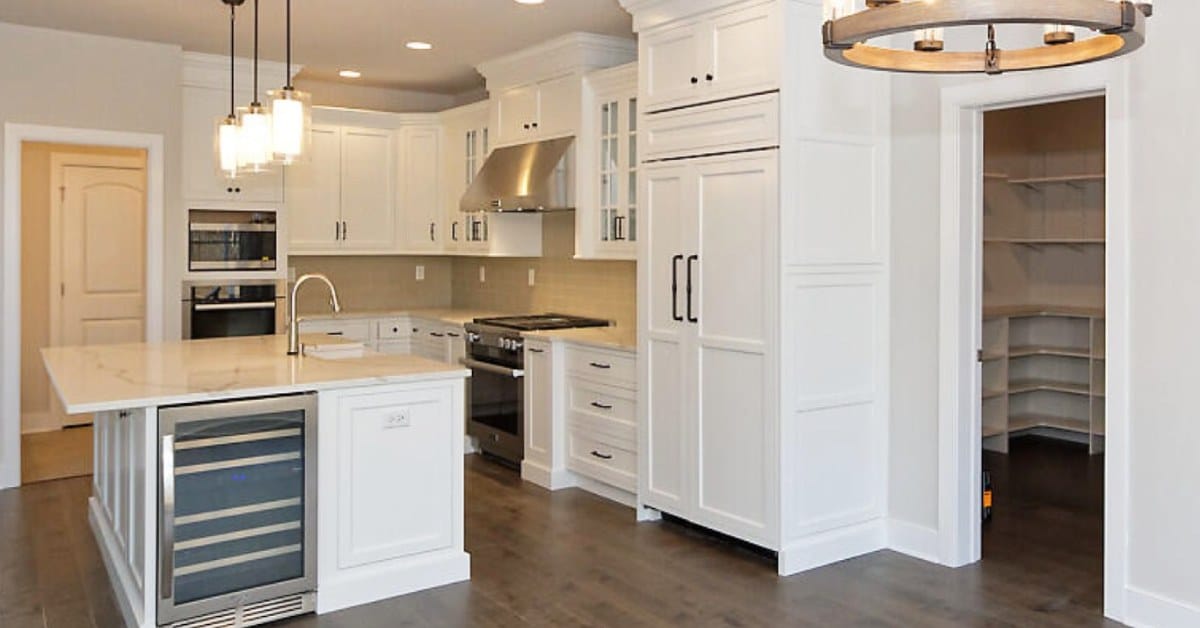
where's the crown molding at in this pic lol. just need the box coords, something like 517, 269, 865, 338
182, 51, 300, 90
476, 32, 636, 91
619, 0, 775, 31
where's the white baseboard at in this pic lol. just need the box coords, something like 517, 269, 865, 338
886, 518, 941, 565
316, 551, 470, 615
574, 475, 636, 509
778, 519, 886, 576
1125, 586, 1200, 628
520, 460, 578, 491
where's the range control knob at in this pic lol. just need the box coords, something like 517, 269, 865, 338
467, 332, 481, 343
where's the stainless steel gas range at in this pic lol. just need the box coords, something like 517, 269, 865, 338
462, 314, 609, 466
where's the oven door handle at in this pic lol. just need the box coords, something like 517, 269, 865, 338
460, 358, 525, 379
193, 301, 278, 312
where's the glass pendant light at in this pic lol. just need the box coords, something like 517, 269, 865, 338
215, 0, 243, 180
237, 0, 273, 173
270, 0, 311, 165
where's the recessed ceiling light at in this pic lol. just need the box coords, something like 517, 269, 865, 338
338, 69, 362, 79
515, 0, 545, 4
406, 41, 433, 51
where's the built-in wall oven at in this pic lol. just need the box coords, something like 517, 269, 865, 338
158, 394, 317, 626
182, 281, 285, 340
463, 315, 609, 466
189, 209, 278, 272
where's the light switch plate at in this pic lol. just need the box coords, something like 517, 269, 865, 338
416, 265, 425, 281
528, 268, 536, 287
384, 410, 411, 429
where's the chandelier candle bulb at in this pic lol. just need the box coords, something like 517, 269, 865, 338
1044, 24, 1077, 45
914, 27, 945, 52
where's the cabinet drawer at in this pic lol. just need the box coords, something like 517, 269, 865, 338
376, 340, 412, 356
376, 318, 411, 340
299, 319, 372, 342
568, 379, 635, 432
565, 346, 636, 388
643, 92, 779, 162
567, 429, 636, 492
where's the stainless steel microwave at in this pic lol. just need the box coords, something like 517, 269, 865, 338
188, 208, 278, 272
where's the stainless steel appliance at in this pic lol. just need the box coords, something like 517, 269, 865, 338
463, 314, 609, 465
460, 137, 575, 213
188, 208, 278, 272
182, 281, 285, 340
158, 394, 317, 626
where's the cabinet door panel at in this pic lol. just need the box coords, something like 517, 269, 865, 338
340, 128, 395, 251
400, 127, 444, 252
495, 84, 538, 146
704, 2, 779, 102
182, 86, 283, 203
336, 387, 455, 568
286, 126, 342, 252
524, 341, 553, 467
535, 75, 578, 139
639, 162, 691, 513
642, 24, 702, 111
691, 153, 776, 545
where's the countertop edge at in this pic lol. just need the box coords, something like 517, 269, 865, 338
520, 330, 637, 353
61, 368, 471, 415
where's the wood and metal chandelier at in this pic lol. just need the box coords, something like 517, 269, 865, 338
822, 0, 1153, 74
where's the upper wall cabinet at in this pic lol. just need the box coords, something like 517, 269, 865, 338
640, 0, 778, 112
440, 102, 491, 255
578, 63, 638, 261
182, 85, 284, 204
288, 124, 396, 254
397, 125, 444, 252
492, 74, 580, 148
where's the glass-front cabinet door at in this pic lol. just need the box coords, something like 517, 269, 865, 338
585, 63, 638, 260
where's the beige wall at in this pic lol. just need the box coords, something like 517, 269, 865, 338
20, 143, 145, 433
288, 256, 454, 315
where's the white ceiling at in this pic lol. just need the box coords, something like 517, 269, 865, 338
0, 0, 634, 94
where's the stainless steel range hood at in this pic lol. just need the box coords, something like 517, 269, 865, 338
460, 136, 575, 213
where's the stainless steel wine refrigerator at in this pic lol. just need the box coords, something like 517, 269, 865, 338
158, 394, 317, 626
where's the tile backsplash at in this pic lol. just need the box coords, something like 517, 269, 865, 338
289, 256, 452, 315
450, 257, 636, 328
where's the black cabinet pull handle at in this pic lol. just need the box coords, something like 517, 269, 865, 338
431, 332, 445, 338
430, 222, 436, 241
447, 332, 461, 338
452, 222, 459, 241
671, 254, 684, 322
690, 76, 699, 84
327, 331, 344, 336
590, 451, 614, 461
590, 401, 613, 410
528, 348, 544, 354
589, 362, 612, 370
686, 254, 699, 323
532, 122, 539, 129
342, 221, 348, 240
706, 73, 714, 82
336, 221, 342, 241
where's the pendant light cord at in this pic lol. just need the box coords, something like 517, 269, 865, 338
285, 0, 293, 90
229, 3, 236, 117
252, 0, 259, 104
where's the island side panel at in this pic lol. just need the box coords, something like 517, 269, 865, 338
89, 407, 158, 628
315, 379, 470, 615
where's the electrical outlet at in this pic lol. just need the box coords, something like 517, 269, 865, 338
384, 410, 411, 429
479, 266, 486, 283
415, 265, 425, 281
528, 268, 536, 287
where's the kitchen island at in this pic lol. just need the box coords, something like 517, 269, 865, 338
42, 334, 471, 628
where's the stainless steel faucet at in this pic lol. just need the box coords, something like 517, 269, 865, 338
288, 274, 342, 355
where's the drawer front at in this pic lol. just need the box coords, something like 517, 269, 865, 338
376, 340, 412, 356
643, 92, 779, 162
565, 346, 636, 389
299, 319, 372, 342
567, 429, 636, 492
376, 318, 411, 340
567, 378, 635, 434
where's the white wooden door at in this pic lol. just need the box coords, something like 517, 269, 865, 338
287, 125, 343, 252
639, 161, 692, 514
340, 127, 396, 251
399, 126, 443, 252
703, 2, 779, 104
641, 22, 702, 112
534, 74, 578, 139
57, 159, 147, 426
495, 83, 539, 146
689, 153, 777, 546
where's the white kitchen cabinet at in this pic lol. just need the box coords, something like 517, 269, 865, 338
639, 0, 778, 112
440, 103, 491, 255
398, 126, 444, 252
522, 339, 562, 486
640, 151, 778, 547
287, 125, 396, 253
564, 345, 639, 495
181, 85, 284, 203
409, 319, 464, 364
492, 74, 580, 148
580, 63, 639, 260
298, 319, 373, 344
340, 128, 396, 251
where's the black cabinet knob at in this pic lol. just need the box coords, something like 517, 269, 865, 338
523, 123, 531, 130
706, 73, 714, 81
690, 76, 699, 84
226, 187, 233, 193
235, 187, 241, 193
531, 122, 539, 129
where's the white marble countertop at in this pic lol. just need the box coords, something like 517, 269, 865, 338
522, 326, 637, 352
42, 334, 469, 415
300, 307, 512, 327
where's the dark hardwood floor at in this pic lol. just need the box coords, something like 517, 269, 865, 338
1, 438, 1117, 627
